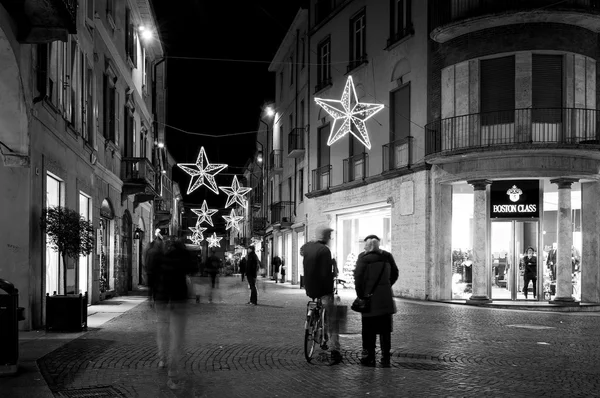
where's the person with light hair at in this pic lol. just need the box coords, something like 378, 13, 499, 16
302, 225, 342, 365
354, 234, 399, 367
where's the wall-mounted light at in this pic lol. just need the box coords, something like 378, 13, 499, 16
134, 228, 144, 239
257, 151, 263, 164
162, 170, 166, 174
158, 142, 164, 149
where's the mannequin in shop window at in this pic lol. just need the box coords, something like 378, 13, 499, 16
522, 246, 537, 299
547, 243, 557, 281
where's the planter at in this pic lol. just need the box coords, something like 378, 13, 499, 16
45, 292, 88, 332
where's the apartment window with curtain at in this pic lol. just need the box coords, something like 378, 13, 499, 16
349, 9, 366, 71
532, 54, 563, 123
389, 0, 412, 45
317, 37, 331, 89
480, 56, 515, 125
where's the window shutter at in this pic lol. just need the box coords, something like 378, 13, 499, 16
480, 56, 515, 124
318, 124, 330, 167
391, 83, 410, 141
532, 54, 562, 123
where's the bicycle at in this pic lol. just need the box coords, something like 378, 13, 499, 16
304, 278, 346, 363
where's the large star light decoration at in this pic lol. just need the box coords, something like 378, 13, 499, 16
219, 175, 252, 208
177, 147, 227, 195
314, 75, 384, 150
206, 232, 223, 248
191, 200, 218, 227
222, 209, 244, 231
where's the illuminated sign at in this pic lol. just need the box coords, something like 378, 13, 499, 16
490, 180, 539, 218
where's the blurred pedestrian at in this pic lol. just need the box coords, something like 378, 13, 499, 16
280, 258, 286, 283
206, 249, 221, 303
143, 229, 164, 305
303, 226, 342, 365
239, 256, 247, 282
245, 246, 260, 305
272, 256, 282, 282
150, 236, 196, 390
354, 235, 399, 367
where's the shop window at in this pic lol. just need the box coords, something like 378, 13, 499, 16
46, 173, 64, 295
451, 183, 474, 300
79, 193, 91, 295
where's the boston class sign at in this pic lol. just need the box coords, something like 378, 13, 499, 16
490, 180, 539, 219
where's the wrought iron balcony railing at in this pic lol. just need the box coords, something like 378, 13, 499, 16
343, 153, 368, 183
425, 108, 600, 156
311, 165, 332, 192
383, 137, 413, 172
121, 157, 156, 192
288, 128, 306, 158
429, 0, 600, 32
270, 201, 294, 224
1, 0, 79, 42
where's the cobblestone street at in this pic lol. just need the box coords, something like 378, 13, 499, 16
26, 277, 600, 397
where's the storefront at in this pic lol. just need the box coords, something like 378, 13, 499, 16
451, 179, 582, 302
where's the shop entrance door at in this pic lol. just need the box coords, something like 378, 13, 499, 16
491, 221, 539, 300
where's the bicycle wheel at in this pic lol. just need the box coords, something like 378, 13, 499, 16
304, 311, 320, 362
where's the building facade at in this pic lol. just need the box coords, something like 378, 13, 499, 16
0, 0, 173, 330
266, 0, 600, 305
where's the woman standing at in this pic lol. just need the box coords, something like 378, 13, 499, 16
354, 235, 399, 367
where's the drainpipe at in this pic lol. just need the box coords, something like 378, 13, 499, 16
294, 28, 300, 218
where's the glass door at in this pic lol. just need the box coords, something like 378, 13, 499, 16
491, 220, 539, 300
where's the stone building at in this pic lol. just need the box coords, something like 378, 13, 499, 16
0, 0, 175, 330
266, 0, 600, 305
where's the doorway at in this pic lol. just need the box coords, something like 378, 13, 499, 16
491, 220, 539, 300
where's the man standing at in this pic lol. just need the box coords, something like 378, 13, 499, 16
303, 226, 342, 365
245, 246, 260, 305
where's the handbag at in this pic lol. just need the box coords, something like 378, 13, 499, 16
351, 263, 387, 313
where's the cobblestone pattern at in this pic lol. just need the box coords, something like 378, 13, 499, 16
37, 278, 600, 397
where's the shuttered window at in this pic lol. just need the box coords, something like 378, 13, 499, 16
391, 83, 410, 141
532, 54, 563, 123
318, 124, 330, 167
480, 56, 515, 125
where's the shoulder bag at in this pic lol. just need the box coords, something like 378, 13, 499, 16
351, 262, 387, 313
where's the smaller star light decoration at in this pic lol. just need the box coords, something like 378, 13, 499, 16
314, 75, 384, 150
188, 225, 206, 245
219, 175, 252, 209
190, 233, 204, 246
206, 232, 223, 248
177, 146, 227, 195
222, 209, 244, 231
191, 200, 218, 227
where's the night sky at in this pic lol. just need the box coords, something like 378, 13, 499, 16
152, 0, 306, 232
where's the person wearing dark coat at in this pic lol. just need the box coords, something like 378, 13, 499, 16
522, 246, 537, 299
245, 246, 260, 305
354, 234, 399, 367
239, 257, 247, 282
272, 256, 282, 282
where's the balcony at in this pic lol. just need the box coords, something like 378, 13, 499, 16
429, 0, 600, 43
343, 153, 368, 183
269, 150, 283, 174
383, 137, 413, 172
121, 158, 157, 203
288, 128, 306, 158
346, 55, 368, 74
252, 217, 267, 235
270, 201, 294, 226
0, 0, 78, 43
311, 165, 332, 192
425, 108, 600, 161
154, 199, 172, 227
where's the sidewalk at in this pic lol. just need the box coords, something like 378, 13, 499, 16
0, 294, 147, 397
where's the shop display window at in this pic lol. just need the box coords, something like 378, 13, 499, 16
337, 207, 391, 287
451, 183, 474, 299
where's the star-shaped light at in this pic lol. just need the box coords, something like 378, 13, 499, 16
222, 209, 244, 231
219, 175, 252, 208
314, 75, 384, 150
177, 147, 227, 195
188, 225, 206, 240
191, 200, 218, 227
206, 232, 223, 248
190, 233, 204, 245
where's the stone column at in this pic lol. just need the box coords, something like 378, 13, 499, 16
550, 178, 579, 304
467, 179, 492, 304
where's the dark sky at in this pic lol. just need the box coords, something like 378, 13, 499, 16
152, 0, 306, 230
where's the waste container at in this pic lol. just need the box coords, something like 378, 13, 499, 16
0, 278, 25, 376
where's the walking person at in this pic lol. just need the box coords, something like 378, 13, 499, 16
148, 237, 196, 390
280, 258, 286, 283
303, 226, 342, 365
245, 246, 260, 305
206, 249, 221, 303
354, 235, 399, 367
239, 256, 247, 282
272, 256, 282, 282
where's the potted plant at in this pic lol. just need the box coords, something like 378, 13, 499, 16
40, 206, 94, 332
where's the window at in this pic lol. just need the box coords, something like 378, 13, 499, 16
79, 192, 91, 295
68, 40, 78, 127
35, 44, 49, 101
390, 84, 410, 141
49, 42, 59, 104
46, 173, 63, 295
532, 54, 563, 123
389, 0, 412, 45
124, 107, 134, 157
318, 124, 331, 167
103, 74, 117, 141
349, 10, 366, 70
126, 9, 137, 67
278, 182, 283, 201
288, 177, 293, 202
298, 168, 304, 202
317, 37, 331, 89
143, 52, 148, 93
300, 100, 305, 128
107, 0, 114, 18
480, 56, 515, 125
86, 0, 94, 22
289, 56, 294, 85
279, 70, 284, 99
85, 65, 95, 146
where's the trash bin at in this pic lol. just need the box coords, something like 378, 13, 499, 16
0, 278, 25, 376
